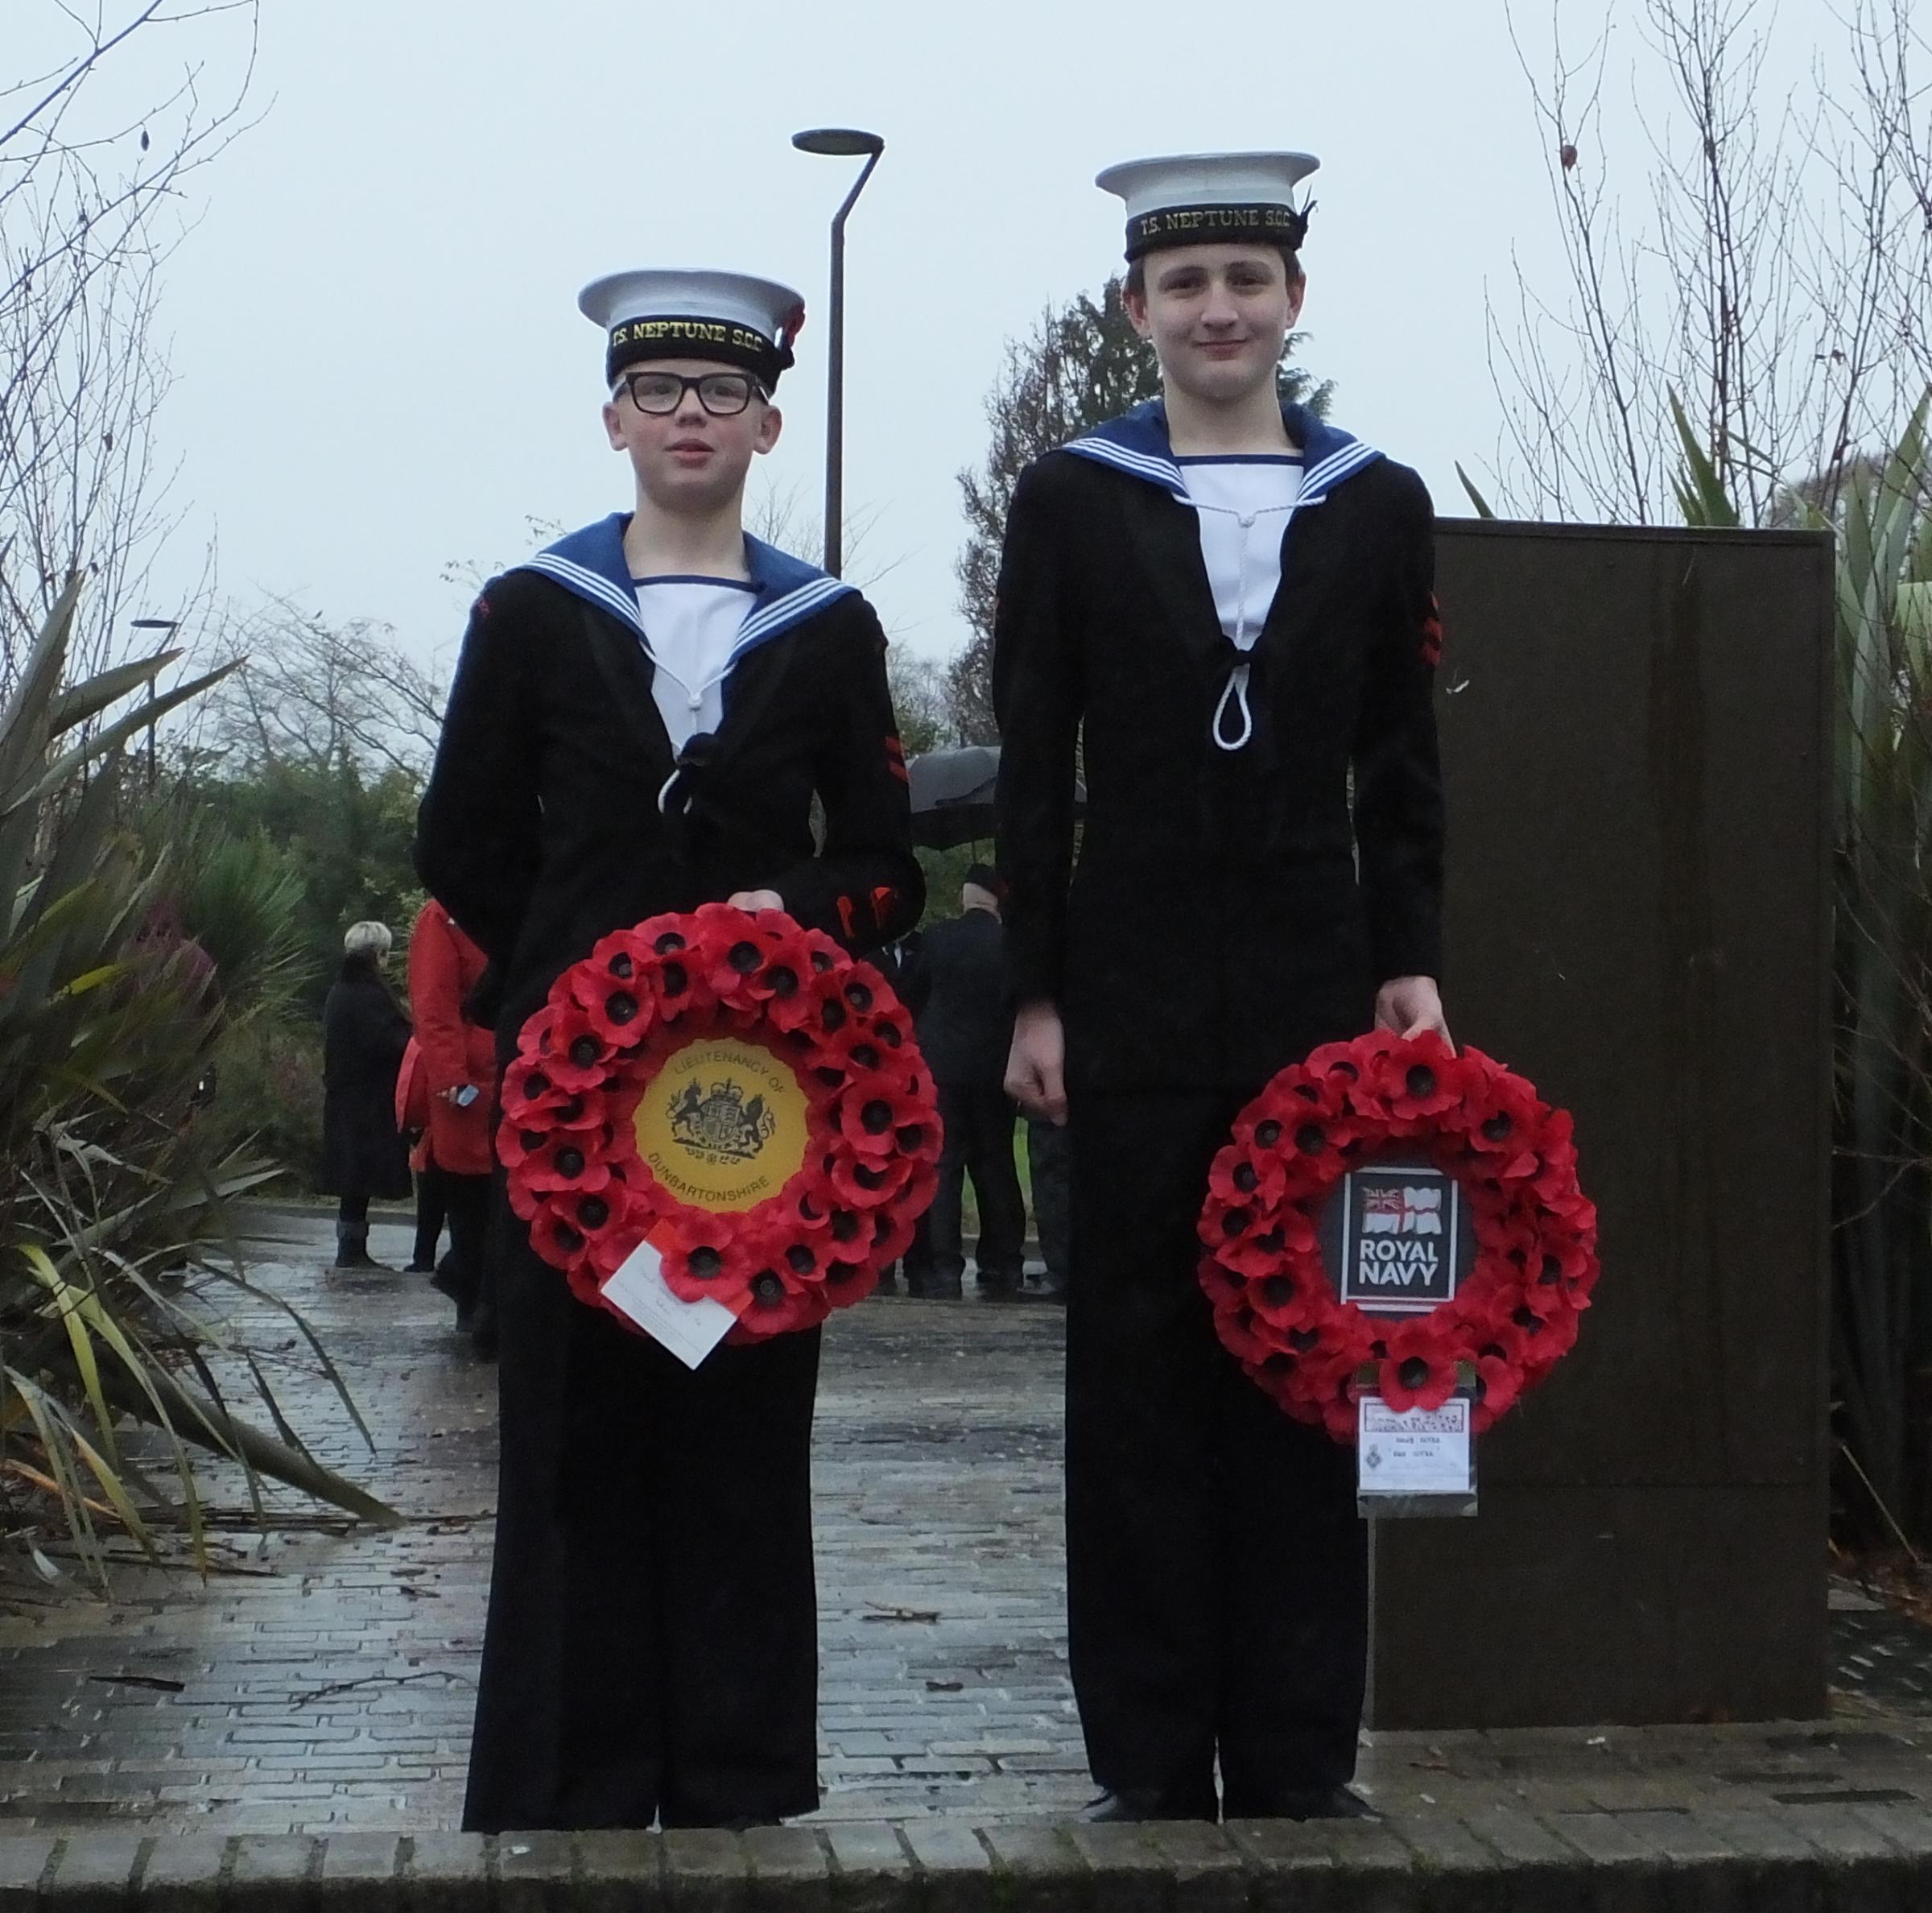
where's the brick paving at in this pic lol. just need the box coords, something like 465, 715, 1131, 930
0, 1208, 1930, 1841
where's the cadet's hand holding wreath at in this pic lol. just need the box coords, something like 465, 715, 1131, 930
1374, 973, 1451, 1045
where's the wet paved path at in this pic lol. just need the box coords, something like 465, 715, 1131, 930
1, 1209, 1930, 1836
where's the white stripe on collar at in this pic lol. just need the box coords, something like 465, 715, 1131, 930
526, 552, 646, 633
1065, 426, 1383, 510
1063, 435, 1190, 501
737, 574, 854, 647
527, 551, 854, 659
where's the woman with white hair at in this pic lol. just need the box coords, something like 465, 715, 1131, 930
318, 919, 413, 1267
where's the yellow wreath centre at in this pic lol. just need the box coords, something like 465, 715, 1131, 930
633, 1035, 811, 1214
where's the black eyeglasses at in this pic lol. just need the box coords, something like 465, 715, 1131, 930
617, 370, 764, 416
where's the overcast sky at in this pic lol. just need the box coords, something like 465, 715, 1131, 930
25, 1, 1814, 674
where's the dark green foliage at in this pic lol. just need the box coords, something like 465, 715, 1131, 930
176, 756, 424, 1013
0, 583, 396, 1576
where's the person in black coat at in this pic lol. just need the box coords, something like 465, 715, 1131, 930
318, 920, 413, 1268
898, 866, 1026, 1299
415, 267, 923, 1834
995, 153, 1451, 1824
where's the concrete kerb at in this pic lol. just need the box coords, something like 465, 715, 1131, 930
11, 1807, 1932, 1910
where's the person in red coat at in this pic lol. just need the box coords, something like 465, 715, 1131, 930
406, 899, 498, 1353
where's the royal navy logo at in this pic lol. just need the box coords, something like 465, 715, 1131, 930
667, 1078, 778, 1164
1319, 1158, 1475, 1315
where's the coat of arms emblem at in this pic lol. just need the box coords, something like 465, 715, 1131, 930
667, 1077, 778, 1163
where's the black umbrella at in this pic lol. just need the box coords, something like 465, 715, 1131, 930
906, 745, 1083, 850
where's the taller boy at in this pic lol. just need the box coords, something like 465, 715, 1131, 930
995, 154, 1449, 1822
418, 269, 922, 1831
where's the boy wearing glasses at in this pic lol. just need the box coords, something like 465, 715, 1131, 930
995, 155, 1448, 1823
417, 269, 923, 1832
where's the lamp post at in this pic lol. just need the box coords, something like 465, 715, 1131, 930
791, 127, 884, 578
130, 616, 180, 787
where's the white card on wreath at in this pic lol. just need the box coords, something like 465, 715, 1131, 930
1356, 1396, 1472, 1497
601, 1238, 737, 1370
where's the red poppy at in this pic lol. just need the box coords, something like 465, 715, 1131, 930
1513, 1296, 1582, 1373
765, 967, 843, 1038
1472, 1353, 1523, 1429
543, 1006, 621, 1093
529, 1200, 599, 1271
1208, 1143, 1289, 1211
1377, 1321, 1460, 1414
1214, 1213, 1315, 1279
576, 975, 657, 1048
638, 931, 717, 1019
502, 1053, 576, 1123
498, 1116, 557, 1174
1302, 1039, 1372, 1097
652, 1212, 757, 1310
560, 1177, 633, 1246
733, 1258, 832, 1338
1364, 1032, 1469, 1124
1246, 1266, 1331, 1333
1214, 1299, 1282, 1366
828, 1146, 916, 1209
837, 1072, 929, 1160
868, 1202, 921, 1267
522, 1132, 615, 1199
1457, 1055, 1545, 1160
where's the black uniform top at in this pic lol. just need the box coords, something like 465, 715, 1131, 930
900, 907, 1013, 1089
415, 515, 924, 1049
993, 401, 1443, 1093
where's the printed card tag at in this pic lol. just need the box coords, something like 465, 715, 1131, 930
1357, 1396, 1473, 1498
600, 1237, 737, 1370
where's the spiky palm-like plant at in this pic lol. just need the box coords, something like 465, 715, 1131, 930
0, 581, 395, 1581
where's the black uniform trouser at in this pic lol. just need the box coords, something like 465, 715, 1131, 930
412, 1166, 448, 1269
1026, 1118, 1070, 1286
441, 1171, 492, 1305
463, 1205, 823, 1832
927, 1081, 1026, 1284
1066, 1089, 1366, 1813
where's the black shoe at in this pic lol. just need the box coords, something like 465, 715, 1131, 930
977, 1275, 1024, 1301
1224, 1785, 1377, 1822
904, 1274, 963, 1300
404, 1261, 436, 1275
1079, 1787, 1218, 1824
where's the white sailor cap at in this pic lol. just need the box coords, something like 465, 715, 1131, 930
577, 267, 807, 388
1096, 151, 1320, 262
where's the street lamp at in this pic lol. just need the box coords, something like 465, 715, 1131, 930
130, 616, 180, 787
791, 126, 885, 578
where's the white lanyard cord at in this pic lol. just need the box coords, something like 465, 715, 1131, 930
1193, 498, 1291, 754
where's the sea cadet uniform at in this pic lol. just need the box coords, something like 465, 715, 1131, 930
993, 155, 1446, 1816
416, 269, 923, 1832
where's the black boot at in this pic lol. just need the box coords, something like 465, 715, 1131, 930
332, 1222, 386, 1271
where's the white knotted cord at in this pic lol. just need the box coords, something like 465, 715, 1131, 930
1191, 497, 1294, 754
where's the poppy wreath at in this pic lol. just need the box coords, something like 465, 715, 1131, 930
499, 902, 940, 1343
1197, 1030, 1598, 1441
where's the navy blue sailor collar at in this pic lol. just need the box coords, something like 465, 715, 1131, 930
1062, 398, 1383, 506
518, 512, 856, 659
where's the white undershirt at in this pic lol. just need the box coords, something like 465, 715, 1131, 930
1178, 455, 1306, 651
631, 576, 758, 750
